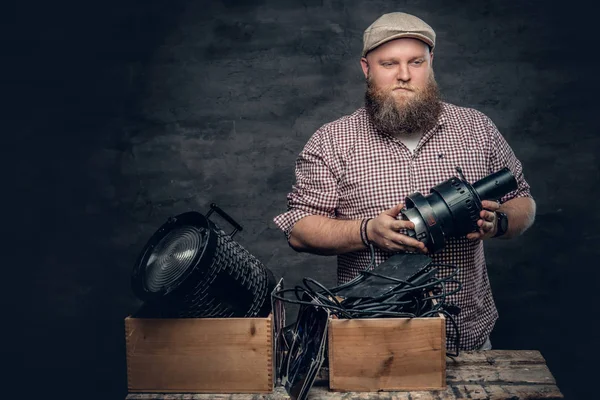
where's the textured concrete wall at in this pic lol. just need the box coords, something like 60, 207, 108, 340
6, 0, 598, 399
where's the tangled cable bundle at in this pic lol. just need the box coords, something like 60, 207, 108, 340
272, 244, 463, 356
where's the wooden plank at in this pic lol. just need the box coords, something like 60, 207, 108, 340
126, 387, 290, 399
126, 316, 273, 393
447, 350, 547, 365
125, 383, 564, 399
490, 384, 564, 399
448, 384, 563, 400
447, 364, 557, 385
328, 317, 446, 391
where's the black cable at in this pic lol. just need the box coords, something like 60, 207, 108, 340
273, 244, 464, 355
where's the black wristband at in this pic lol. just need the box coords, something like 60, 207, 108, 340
360, 218, 372, 247
493, 211, 508, 238
359, 219, 368, 247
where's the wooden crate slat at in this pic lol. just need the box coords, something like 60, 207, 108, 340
328, 317, 445, 391
125, 316, 273, 393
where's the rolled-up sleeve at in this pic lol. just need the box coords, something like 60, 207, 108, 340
485, 118, 533, 204
273, 128, 341, 239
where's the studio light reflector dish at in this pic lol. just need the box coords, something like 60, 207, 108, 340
131, 203, 275, 318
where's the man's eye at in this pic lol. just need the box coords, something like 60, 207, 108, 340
412, 60, 423, 66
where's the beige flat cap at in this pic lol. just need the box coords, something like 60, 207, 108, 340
362, 12, 436, 57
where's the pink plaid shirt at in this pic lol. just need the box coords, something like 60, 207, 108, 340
274, 103, 532, 350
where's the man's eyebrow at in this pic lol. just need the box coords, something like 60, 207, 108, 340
376, 56, 427, 64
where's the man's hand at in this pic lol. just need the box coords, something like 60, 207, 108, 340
466, 200, 501, 241
367, 203, 428, 254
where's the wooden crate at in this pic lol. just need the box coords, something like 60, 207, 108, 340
125, 314, 273, 393
327, 315, 446, 392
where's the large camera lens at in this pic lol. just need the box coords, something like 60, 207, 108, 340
400, 167, 518, 253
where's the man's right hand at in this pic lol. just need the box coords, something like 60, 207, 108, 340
367, 203, 428, 254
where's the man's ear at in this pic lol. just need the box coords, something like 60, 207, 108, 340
360, 57, 369, 79
430, 51, 434, 67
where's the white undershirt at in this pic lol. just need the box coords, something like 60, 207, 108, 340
397, 131, 423, 152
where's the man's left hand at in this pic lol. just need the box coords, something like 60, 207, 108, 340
466, 200, 501, 241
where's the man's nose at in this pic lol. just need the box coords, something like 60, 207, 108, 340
396, 64, 410, 82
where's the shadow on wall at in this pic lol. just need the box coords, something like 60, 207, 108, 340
7, 0, 190, 399
486, 65, 598, 400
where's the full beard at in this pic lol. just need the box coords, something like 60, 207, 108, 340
364, 72, 443, 137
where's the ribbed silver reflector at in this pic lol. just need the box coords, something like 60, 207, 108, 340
144, 226, 205, 293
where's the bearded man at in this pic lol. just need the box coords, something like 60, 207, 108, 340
274, 12, 536, 351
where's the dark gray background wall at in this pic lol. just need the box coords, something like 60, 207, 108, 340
5, 0, 598, 399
